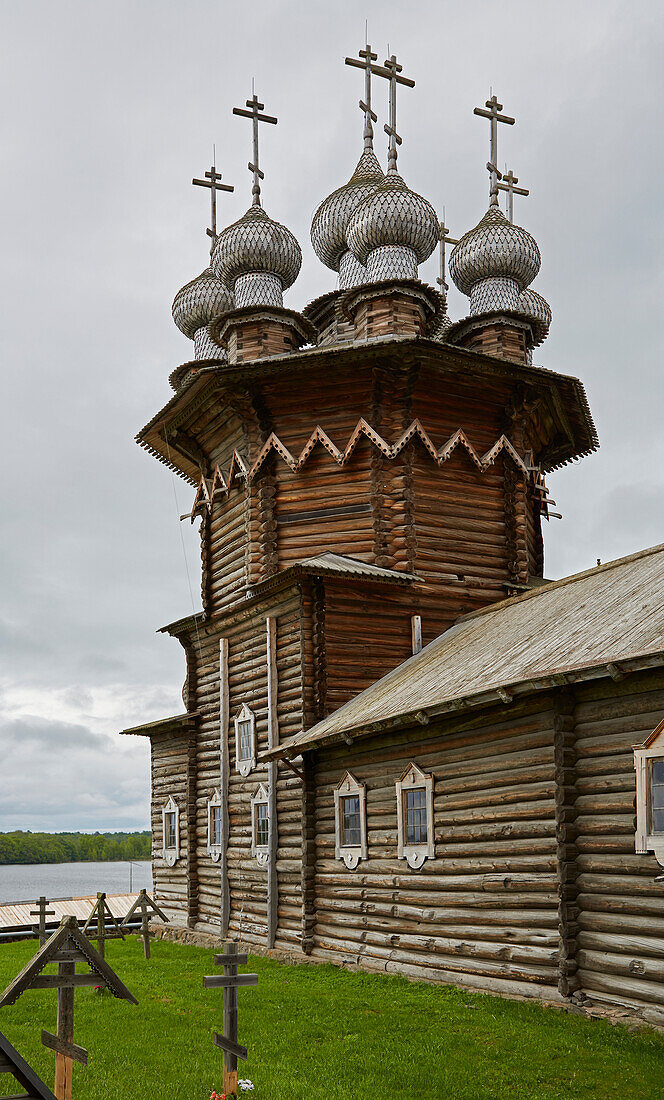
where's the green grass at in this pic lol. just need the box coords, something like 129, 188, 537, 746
1, 936, 663, 1099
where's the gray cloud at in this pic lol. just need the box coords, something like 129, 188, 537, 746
0, 0, 662, 829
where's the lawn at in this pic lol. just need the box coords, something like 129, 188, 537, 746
0, 935, 663, 1100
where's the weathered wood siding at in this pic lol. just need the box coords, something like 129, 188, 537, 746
573, 668, 664, 1024
150, 730, 193, 924
309, 697, 562, 1001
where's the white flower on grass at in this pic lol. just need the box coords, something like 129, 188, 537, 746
238, 1082, 254, 1092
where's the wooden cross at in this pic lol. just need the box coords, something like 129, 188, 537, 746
120, 889, 169, 959
473, 94, 515, 206
497, 167, 529, 223
437, 218, 459, 293
82, 893, 125, 960
377, 53, 415, 172
203, 940, 258, 1098
192, 162, 234, 251
0, 916, 137, 1100
0, 1030, 58, 1100
344, 42, 379, 151
30, 896, 55, 947
233, 92, 277, 206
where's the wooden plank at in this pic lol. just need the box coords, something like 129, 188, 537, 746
30, 975, 100, 989
212, 1033, 248, 1062
41, 1032, 88, 1067
213, 953, 248, 967
203, 974, 259, 989
54, 962, 74, 1100
220, 637, 231, 938
266, 616, 279, 949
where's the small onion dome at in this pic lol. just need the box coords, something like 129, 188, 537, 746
211, 204, 301, 293
517, 287, 552, 344
310, 149, 384, 272
172, 267, 233, 339
346, 171, 439, 268
449, 206, 540, 297
430, 311, 454, 342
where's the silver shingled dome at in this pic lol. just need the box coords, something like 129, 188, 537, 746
211, 204, 302, 292
517, 287, 552, 343
449, 206, 541, 296
346, 171, 439, 266
310, 150, 384, 272
172, 267, 234, 339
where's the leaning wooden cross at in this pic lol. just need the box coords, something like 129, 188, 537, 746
0, 1029, 58, 1100
120, 889, 168, 959
0, 916, 137, 1100
204, 940, 258, 1097
30, 897, 55, 947
82, 893, 125, 959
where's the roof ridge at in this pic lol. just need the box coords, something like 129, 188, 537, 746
457, 541, 664, 625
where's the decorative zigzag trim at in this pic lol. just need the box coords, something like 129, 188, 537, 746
189, 420, 537, 519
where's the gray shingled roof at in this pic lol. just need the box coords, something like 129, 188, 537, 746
270, 542, 664, 757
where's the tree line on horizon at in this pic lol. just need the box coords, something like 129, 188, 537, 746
0, 830, 152, 865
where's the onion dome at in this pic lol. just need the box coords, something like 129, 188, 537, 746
211, 204, 302, 309
517, 287, 552, 345
172, 267, 233, 360
346, 171, 439, 282
449, 206, 540, 314
310, 150, 384, 286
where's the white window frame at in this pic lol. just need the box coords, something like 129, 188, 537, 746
334, 772, 368, 870
162, 795, 180, 867
634, 718, 664, 867
396, 763, 434, 869
207, 788, 223, 862
234, 703, 256, 777
251, 783, 269, 866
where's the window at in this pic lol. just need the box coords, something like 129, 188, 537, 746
234, 703, 256, 777
161, 796, 180, 867
334, 772, 367, 869
251, 784, 269, 865
396, 763, 434, 869
207, 788, 223, 862
634, 719, 664, 867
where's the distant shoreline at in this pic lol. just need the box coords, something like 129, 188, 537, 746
0, 830, 151, 866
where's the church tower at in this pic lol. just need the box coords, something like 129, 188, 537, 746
123, 50, 597, 945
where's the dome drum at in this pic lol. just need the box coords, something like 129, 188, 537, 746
339, 250, 368, 290
235, 271, 284, 309
209, 305, 316, 365
194, 326, 224, 361
340, 280, 442, 342
470, 276, 521, 316
367, 244, 418, 282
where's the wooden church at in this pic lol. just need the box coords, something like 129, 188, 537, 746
122, 47, 664, 1026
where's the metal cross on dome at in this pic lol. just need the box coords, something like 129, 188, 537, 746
347, 47, 414, 172
437, 217, 459, 293
192, 155, 234, 253
233, 89, 278, 207
345, 42, 379, 152
473, 94, 515, 206
497, 167, 529, 223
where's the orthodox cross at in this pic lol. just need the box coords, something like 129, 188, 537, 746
82, 892, 125, 960
379, 53, 415, 171
0, 917, 137, 1100
120, 889, 169, 959
30, 896, 55, 946
192, 159, 234, 252
345, 42, 379, 151
497, 167, 529, 223
437, 218, 459, 293
473, 94, 515, 206
203, 940, 258, 1098
233, 91, 277, 206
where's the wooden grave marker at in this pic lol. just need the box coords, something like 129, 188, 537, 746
0, 1029, 58, 1100
203, 940, 258, 1097
30, 898, 55, 947
82, 893, 124, 959
0, 916, 137, 1100
120, 889, 168, 959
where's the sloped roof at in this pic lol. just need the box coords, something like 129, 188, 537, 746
270, 542, 664, 757
269, 552, 417, 585
0, 1031, 57, 1100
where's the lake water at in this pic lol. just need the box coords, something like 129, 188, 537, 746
0, 861, 152, 904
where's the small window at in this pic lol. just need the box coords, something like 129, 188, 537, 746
396, 763, 434, 869
251, 783, 269, 865
207, 788, 223, 861
334, 773, 367, 869
161, 795, 180, 867
634, 718, 664, 868
234, 703, 256, 777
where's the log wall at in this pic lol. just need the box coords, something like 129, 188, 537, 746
150, 730, 194, 924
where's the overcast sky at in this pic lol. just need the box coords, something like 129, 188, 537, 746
0, 0, 662, 833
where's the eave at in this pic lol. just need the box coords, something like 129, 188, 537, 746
119, 711, 199, 738
136, 336, 598, 485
